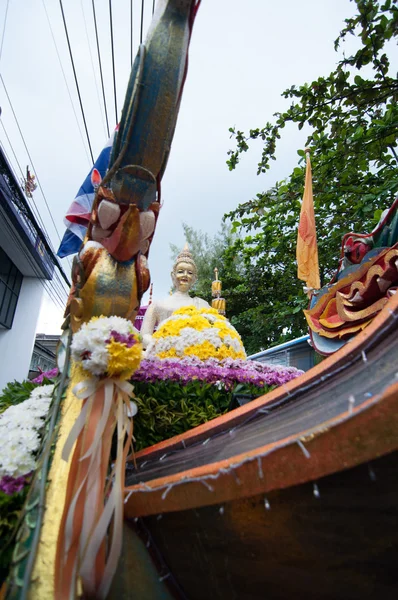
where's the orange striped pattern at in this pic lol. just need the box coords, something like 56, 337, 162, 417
296, 153, 320, 290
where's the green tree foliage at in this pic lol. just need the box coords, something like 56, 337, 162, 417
170, 222, 242, 302
223, 0, 398, 351
170, 222, 281, 354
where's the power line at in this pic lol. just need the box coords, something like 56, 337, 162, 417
91, 0, 110, 138
152, 0, 156, 15
41, 0, 92, 168
0, 73, 66, 247
0, 0, 10, 64
5, 223, 67, 312
0, 142, 71, 287
0, 121, 24, 179
80, 0, 108, 140
109, 0, 118, 125
51, 274, 69, 307
0, 127, 72, 284
0, 127, 49, 236
58, 0, 94, 164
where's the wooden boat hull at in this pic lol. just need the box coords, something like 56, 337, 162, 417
116, 451, 398, 599
111, 294, 398, 599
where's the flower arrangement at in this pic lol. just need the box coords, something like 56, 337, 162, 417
71, 316, 142, 379
146, 306, 246, 360
56, 316, 143, 598
134, 356, 302, 389
0, 384, 54, 479
0, 382, 55, 580
0, 379, 41, 415
131, 357, 303, 450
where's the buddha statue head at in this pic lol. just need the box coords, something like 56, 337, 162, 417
171, 244, 197, 293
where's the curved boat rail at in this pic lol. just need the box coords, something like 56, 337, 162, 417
124, 293, 398, 516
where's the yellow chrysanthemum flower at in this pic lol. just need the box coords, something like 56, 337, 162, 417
106, 339, 142, 380
146, 305, 246, 361
153, 315, 210, 338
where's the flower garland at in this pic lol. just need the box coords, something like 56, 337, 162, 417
131, 357, 304, 450
133, 356, 303, 389
0, 381, 55, 579
146, 306, 246, 360
0, 384, 54, 479
56, 316, 143, 600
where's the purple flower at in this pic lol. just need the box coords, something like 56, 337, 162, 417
0, 473, 31, 495
132, 357, 303, 389
107, 330, 138, 348
32, 367, 59, 384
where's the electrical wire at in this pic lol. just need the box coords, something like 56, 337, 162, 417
58, 0, 94, 164
0, 73, 65, 246
109, 0, 118, 125
0, 138, 50, 252
152, 0, 156, 16
79, 0, 108, 140
1, 119, 55, 239
0, 0, 10, 64
4, 223, 66, 312
51, 265, 70, 298
41, 0, 92, 168
0, 121, 24, 180
91, 0, 110, 138
0, 139, 71, 286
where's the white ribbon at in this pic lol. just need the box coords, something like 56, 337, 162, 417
60, 374, 136, 599
79, 386, 132, 599
62, 377, 135, 463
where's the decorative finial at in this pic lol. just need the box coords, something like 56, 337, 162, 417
211, 266, 226, 315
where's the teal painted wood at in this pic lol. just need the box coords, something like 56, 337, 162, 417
5, 332, 71, 600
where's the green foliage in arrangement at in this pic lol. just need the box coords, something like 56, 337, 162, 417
0, 380, 38, 415
0, 488, 29, 582
0, 378, 53, 415
132, 379, 271, 451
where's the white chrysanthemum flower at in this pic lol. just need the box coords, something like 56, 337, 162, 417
71, 315, 141, 376
86, 347, 110, 376
224, 335, 243, 353
106, 316, 134, 335
0, 382, 53, 478
30, 384, 54, 399
146, 306, 246, 360
202, 313, 218, 323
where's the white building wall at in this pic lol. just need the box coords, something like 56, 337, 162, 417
0, 277, 43, 392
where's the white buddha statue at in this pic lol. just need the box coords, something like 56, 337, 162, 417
141, 244, 210, 348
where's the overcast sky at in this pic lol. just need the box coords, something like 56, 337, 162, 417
0, 0, 357, 333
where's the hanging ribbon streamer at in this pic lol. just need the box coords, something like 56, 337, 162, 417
55, 376, 137, 599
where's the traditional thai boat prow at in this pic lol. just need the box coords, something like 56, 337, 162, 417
2, 2, 398, 599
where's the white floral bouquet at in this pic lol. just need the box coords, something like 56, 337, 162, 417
0, 384, 54, 478
71, 316, 143, 380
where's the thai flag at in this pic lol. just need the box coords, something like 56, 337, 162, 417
57, 130, 117, 257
